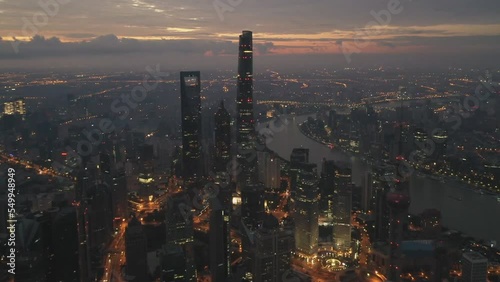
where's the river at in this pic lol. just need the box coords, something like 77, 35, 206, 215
259, 114, 500, 243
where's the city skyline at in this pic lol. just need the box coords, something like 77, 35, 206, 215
1, 0, 500, 278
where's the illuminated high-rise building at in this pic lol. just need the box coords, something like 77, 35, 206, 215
164, 192, 196, 281
258, 151, 281, 191
214, 100, 231, 173
241, 183, 265, 229
373, 166, 392, 242
3, 98, 26, 119
138, 144, 154, 185
236, 30, 257, 188
251, 215, 294, 282
180, 71, 203, 182
320, 159, 335, 218
332, 166, 352, 251
293, 162, 319, 256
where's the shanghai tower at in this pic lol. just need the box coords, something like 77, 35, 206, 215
236, 30, 257, 188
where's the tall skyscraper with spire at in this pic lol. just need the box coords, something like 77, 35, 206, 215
180, 71, 203, 182
236, 30, 257, 188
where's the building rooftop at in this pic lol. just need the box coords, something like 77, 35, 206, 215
463, 251, 488, 263
401, 240, 435, 259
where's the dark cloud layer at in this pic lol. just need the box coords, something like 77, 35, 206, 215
0, 0, 499, 69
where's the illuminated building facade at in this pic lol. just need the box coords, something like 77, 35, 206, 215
333, 166, 352, 251
252, 216, 294, 282
258, 151, 281, 191
3, 98, 26, 118
74, 164, 113, 281
431, 129, 448, 160
164, 192, 196, 281
180, 71, 203, 182
290, 148, 310, 200
236, 30, 257, 188
293, 162, 319, 256
214, 100, 231, 173
387, 192, 410, 281
111, 167, 128, 220
210, 208, 231, 281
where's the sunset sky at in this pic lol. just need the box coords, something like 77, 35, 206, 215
1, 0, 500, 69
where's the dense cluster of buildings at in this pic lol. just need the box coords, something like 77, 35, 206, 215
0, 30, 498, 282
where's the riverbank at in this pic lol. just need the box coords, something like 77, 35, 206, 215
299, 117, 500, 197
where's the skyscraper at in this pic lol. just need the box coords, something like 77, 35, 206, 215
111, 167, 128, 220
290, 148, 310, 201
125, 216, 149, 282
320, 159, 335, 219
462, 252, 488, 282
386, 192, 410, 281
333, 166, 352, 251
236, 30, 257, 188
361, 172, 373, 213
164, 192, 196, 281
373, 167, 393, 242
294, 162, 319, 256
180, 71, 203, 181
75, 164, 114, 281
333, 187, 352, 251
3, 98, 26, 118
258, 151, 281, 191
209, 208, 231, 281
252, 215, 294, 282
214, 100, 231, 172
50, 207, 79, 282
241, 183, 265, 229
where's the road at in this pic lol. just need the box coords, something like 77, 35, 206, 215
102, 221, 127, 282
0, 153, 70, 179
